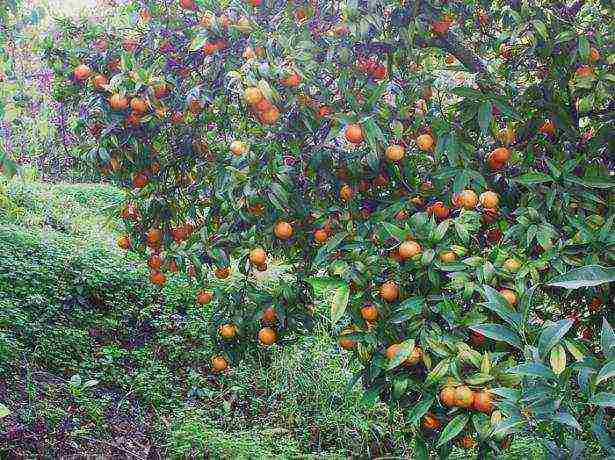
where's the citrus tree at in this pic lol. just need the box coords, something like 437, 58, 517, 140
45, 0, 614, 457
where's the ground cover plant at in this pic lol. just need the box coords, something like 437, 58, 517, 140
1, 0, 614, 457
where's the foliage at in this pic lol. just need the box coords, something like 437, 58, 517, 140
39, 0, 615, 457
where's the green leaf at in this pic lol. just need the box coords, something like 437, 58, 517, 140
590, 392, 615, 408
550, 344, 567, 375
477, 101, 492, 134
414, 436, 429, 460
532, 20, 548, 41
507, 363, 557, 380
601, 319, 615, 360
567, 176, 615, 189
482, 285, 521, 329
452, 87, 484, 99
0, 403, 9, 418
469, 324, 523, 349
406, 395, 435, 425
596, 360, 615, 385
547, 265, 615, 289
513, 172, 553, 185
390, 297, 424, 323
578, 36, 590, 61
305, 276, 344, 297
382, 222, 408, 241
435, 414, 470, 448
550, 411, 581, 431
538, 319, 574, 358
330, 282, 350, 325
313, 232, 348, 266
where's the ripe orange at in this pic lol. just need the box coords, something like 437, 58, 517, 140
589, 47, 601, 62
215, 267, 231, 279
150, 271, 167, 285
503, 258, 521, 272
460, 436, 476, 449
244, 86, 263, 105
211, 356, 228, 372
575, 65, 594, 78
539, 119, 555, 136
479, 191, 499, 208
197, 290, 213, 305
439, 251, 457, 263
458, 189, 478, 209
499, 288, 517, 306
255, 98, 273, 112
431, 19, 452, 35
379, 282, 399, 302
338, 329, 356, 349
219, 324, 237, 340
340, 184, 354, 201
261, 306, 277, 323
109, 93, 129, 110
282, 72, 301, 87
117, 236, 131, 249
472, 391, 494, 413
454, 386, 475, 408
345, 124, 363, 143
93, 74, 108, 90
490, 147, 510, 163
440, 386, 456, 407
427, 201, 449, 220
314, 229, 328, 243
589, 297, 603, 313
130, 97, 148, 114
398, 241, 422, 259
260, 106, 280, 124
360, 304, 378, 321
249, 247, 267, 265
74, 64, 91, 81
422, 413, 441, 430
274, 221, 294, 239
148, 254, 162, 270
258, 327, 277, 345
230, 140, 247, 156
416, 133, 434, 151
146, 228, 163, 245
180, 0, 196, 11
385, 144, 405, 161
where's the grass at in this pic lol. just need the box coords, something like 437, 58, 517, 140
0, 177, 549, 458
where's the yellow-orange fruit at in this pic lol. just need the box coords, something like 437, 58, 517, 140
398, 241, 422, 259
211, 356, 228, 372
416, 134, 434, 151
274, 221, 293, 239
385, 144, 405, 161
219, 324, 237, 340
258, 327, 277, 345
345, 124, 363, 143
379, 282, 399, 302
360, 304, 378, 321
479, 191, 499, 208
249, 247, 267, 265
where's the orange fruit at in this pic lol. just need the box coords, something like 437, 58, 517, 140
282, 72, 301, 87
249, 247, 267, 265
146, 228, 163, 245
431, 19, 452, 35
74, 64, 91, 81
379, 282, 399, 302
340, 184, 354, 201
230, 140, 247, 156
211, 356, 228, 372
460, 436, 476, 449
219, 324, 237, 340
472, 391, 494, 413
153, 83, 168, 99
197, 290, 213, 305
345, 124, 363, 143
314, 229, 328, 243
260, 106, 280, 124
422, 413, 441, 430
503, 258, 521, 272
539, 119, 555, 136
132, 172, 149, 188
274, 221, 293, 239
589, 47, 600, 62
458, 189, 478, 209
149, 271, 167, 285
439, 251, 457, 263
440, 386, 456, 407
215, 267, 231, 279
93, 74, 108, 90
258, 327, 277, 345
130, 97, 148, 114
490, 147, 510, 163
416, 134, 434, 151
427, 201, 449, 220
360, 304, 378, 321
244, 86, 263, 105
575, 65, 594, 78
499, 289, 517, 306
454, 386, 475, 408
148, 254, 162, 270
255, 98, 273, 112
479, 191, 499, 208
261, 306, 277, 323
339, 329, 356, 349
385, 144, 405, 161
109, 93, 129, 110
180, 0, 196, 11
398, 241, 421, 259
117, 236, 131, 249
